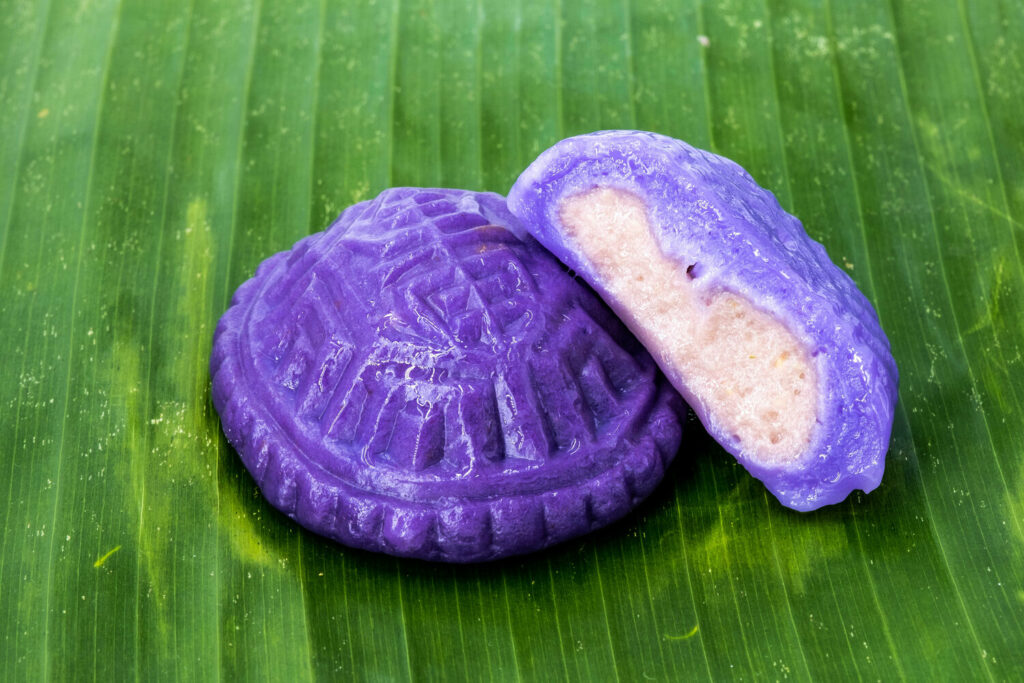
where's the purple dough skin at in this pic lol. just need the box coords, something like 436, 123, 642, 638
507, 131, 899, 511
211, 187, 683, 562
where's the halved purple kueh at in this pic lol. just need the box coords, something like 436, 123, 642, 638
508, 131, 898, 511
210, 187, 684, 562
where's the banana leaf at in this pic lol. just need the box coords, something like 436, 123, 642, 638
1, 0, 1022, 679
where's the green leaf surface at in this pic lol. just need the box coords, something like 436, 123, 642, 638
2, 0, 1022, 679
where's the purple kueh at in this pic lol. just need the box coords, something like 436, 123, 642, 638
508, 131, 898, 511
211, 187, 683, 561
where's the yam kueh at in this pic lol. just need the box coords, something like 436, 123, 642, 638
508, 130, 898, 511
211, 131, 898, 562
211, 188, 683, 562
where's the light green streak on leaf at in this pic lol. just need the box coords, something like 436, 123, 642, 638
93, 546, 122, 569
664, 625, 700, 641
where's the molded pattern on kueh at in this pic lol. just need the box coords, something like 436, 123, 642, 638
211, 188, 683, 562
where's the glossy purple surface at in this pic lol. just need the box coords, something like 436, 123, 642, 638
507, 131, 898, 511
211, 187, 684, 561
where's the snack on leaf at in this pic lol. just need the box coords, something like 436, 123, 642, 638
211, 187, 683, 561
508, 131, 898, 511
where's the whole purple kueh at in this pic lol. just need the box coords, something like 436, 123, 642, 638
508, 131, 898, 511
211, 187, 684, 562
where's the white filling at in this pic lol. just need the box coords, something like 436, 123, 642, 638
560, 188, 817, 466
